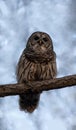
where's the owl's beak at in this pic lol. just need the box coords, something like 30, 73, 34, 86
39, 40, 43, 45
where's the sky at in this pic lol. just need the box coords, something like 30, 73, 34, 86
0, 0, 76, 130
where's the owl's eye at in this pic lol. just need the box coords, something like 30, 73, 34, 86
34, 36, 39, 40
43, 38, 48, 42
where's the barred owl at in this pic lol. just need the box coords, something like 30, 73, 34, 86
17, 31, 57, 113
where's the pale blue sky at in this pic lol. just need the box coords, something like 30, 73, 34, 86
0, 0, 76, 130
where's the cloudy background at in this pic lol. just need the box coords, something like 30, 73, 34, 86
0, 0, 76, 130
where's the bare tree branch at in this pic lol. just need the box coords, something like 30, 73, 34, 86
0, 74, 76, 97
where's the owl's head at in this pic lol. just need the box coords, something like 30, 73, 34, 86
26, 32, 53, 54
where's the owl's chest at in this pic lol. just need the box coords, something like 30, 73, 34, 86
23, 61, 54, 81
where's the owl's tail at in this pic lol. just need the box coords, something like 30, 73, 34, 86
19, 93, 40, 113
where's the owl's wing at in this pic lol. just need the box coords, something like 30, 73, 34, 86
16, 49, 26, 82
51, 52, 57, 78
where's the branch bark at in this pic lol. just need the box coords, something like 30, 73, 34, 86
0, 74, 76, 97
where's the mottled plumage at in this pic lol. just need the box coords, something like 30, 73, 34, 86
17, 31, 57, 113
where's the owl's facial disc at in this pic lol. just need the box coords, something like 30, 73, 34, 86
27, 32, 53, 54
32, 40, 47, 53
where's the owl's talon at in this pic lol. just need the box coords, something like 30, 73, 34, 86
24, 81, 34, 93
